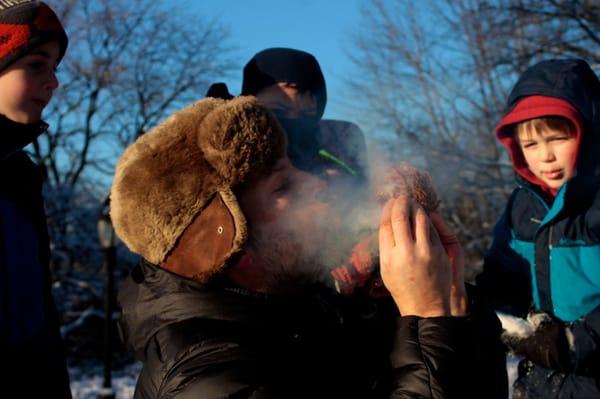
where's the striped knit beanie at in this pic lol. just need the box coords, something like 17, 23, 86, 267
0, 1, 67, 71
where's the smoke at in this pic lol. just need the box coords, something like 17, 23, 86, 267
244, 149, 441, 294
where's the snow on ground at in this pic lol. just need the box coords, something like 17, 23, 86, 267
70, 362, 142, 399
507, 354, 521, 398
69, 357, 521, 398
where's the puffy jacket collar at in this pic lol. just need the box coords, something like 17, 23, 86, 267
117, 261, 272, 359
0, 114, 47, 161
118, 261, 340, 360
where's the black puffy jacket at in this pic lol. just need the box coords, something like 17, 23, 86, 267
118, 261, 507, 398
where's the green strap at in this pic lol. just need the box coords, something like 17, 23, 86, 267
318, 149, 357, 176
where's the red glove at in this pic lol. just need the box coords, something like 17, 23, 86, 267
331, 234, 389, 297
332, 162, 439, 298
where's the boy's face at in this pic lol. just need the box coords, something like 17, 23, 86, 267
0, 41, 60, 124
517, 124, 578, 189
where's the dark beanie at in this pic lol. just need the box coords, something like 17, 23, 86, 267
241, 47, 327, 118
0, 1, 68, 71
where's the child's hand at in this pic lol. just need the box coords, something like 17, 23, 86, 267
500, 311, 574, 372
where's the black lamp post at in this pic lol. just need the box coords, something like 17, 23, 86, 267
97, 210, 116, 399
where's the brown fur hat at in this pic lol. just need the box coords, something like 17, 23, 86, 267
110, 96, 286, 281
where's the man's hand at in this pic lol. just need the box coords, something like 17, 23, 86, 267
430, 212, 468, 316
379, 195, 452, 317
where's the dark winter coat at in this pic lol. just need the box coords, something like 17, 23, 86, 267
118, 261, 507, 399
0, 115, 71, 398
477, 59, 600, 398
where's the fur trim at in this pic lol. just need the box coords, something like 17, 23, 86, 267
219, 188, 247, 259
496, 311, 535, 338
110, 96, 285, 270
111, 99, 222, 264
198, 96, 286, 184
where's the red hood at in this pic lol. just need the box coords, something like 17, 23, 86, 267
496, 95, 583, 197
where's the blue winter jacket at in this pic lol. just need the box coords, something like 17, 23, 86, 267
477, 59, 600, 398
0, 115, 71, 398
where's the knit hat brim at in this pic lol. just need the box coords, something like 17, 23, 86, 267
0, 1, 68, 71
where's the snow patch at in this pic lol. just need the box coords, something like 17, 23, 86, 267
69, 362, 141, 399
507, 354, 521, 397
496, 311, 535, 338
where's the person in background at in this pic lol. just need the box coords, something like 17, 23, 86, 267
0, 1, 71, 397
112, 96, 507, 398
476, 58, 600, 398
208, 47, 369, 184
211, 48, 376, 294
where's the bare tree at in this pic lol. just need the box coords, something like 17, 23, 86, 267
479, 0, 600, 70
31, 0, 234, 272
34, 0, 233, 187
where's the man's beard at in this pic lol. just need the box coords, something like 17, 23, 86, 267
248, 222, 347, 294
245, 190, 373, 294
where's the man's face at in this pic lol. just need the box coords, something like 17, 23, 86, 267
238, 156, 345, 290
0, 41, 60, 124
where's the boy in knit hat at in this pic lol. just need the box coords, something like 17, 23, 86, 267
112, 96, 507, 398
477, 59, 600, 398
0, 1, 70, 397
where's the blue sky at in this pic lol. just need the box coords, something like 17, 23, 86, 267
187, 0, 364, 120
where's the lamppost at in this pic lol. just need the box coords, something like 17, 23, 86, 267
97, 209, 116, 399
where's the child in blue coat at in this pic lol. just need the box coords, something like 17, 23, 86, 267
477, 58, 600, 398
0, 1, 70, 397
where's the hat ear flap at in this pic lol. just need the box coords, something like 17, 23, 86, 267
110, 97, 225, 265
160, 189, 247, 283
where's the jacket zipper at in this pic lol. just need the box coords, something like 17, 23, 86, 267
518, 183, 554, 312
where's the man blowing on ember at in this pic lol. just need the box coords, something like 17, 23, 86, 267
111, 96, 507, 398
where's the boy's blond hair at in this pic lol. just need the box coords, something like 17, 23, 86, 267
515, 116, 576, 141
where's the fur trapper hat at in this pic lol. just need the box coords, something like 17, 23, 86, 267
110, 96, 286, 282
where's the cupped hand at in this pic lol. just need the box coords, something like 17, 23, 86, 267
378, 195, 452, 317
